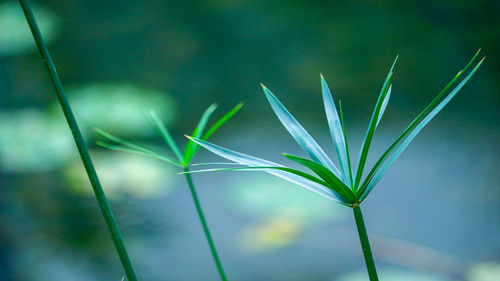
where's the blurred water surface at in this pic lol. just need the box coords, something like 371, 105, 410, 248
0, 0, 498, 280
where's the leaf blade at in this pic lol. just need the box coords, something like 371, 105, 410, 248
97, 141, 181, 167
182, 166, 330, 188
358, 51, 482, 198
187, 136, 346, 202
187, 102, 244, 159
338, 100, 354, 190
359, 56, 484, 200
283, 153, 357, 203
183, 103, 218, 165
353, 56, 397, 189
146, 110, 184, 162
95, 128, 162, 157
95, 128, 182, 167
376, 84, 392, 127
321, 74, 351, 186
202, 102, 244, 140
261, 84, 341, 177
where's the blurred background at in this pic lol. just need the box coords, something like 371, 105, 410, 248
0, 0, 498, 280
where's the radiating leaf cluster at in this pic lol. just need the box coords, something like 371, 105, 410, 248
188, 51, 484, 207
96, 103, 243, 168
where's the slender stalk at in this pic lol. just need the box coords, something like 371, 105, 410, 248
19, 1, 139, 280
183, 167, 228, 281
353, 206, 379, 281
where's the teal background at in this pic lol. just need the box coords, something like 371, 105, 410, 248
0, 0, 498, 280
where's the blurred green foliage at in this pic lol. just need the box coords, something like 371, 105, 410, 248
63, 151, 177, 198
0, 2, 58, 56
58, 83, 175, 136
0, 109, 72, 172
0, 84, 174, 172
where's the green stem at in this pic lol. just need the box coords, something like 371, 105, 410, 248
183, 167, 228, 281
19, 1, 139, 280
353, 206, 379, 281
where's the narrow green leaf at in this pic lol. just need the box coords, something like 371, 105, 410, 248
376, 84, 392, 127
358, 52, 482, 199
95, 128, 154, 155
146, 110, 183, 162
357, 50, 482, 198
187, 136, 345, 202
97, 141, 182, 167
338, 100, 354, 189
353, 56, 397, 189
359, 56, 484, 200
183, 103, 218, 165
261, 84, 341, 177
182, 166, 330, 188
95, 128, 182, 167
283, 153, 357, 203
321, 74, 351, 185
188, 102, 244, 158
202, 102, 244, 140
192, 162, 242, 166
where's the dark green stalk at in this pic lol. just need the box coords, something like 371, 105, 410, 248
183, 167, 228, 281
19, 1, 139, 280
353, 206, 378, 281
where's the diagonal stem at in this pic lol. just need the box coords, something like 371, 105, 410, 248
353, 206, 379, 281
183, 167, 228, 281
19, 1, 139, 280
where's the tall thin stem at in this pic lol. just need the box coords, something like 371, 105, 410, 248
353, 206, 379, 281
19, 1, 139, 280
183, 167, 228, 281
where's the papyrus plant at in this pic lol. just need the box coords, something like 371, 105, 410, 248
96, 103, 243, 281
187, 51, 484, 280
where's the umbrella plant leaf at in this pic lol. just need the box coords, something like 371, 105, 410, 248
338, 100, 354, 188
261, 84, 341, 177
353, 56, 397, 189
186, 136, 278, 166
357, 50, 482, 198
376, 84, 392, 127
97, 141, 182, 167
188, 102, 244, 158
321, 74, 351, 185
95, 128, 182, 167
182, 166, 330, 188
192, 162, 243, 166
94, 128, 181, 167
359, 56, 484, 200
187, 136, 346, 202
146, 110, 183, 162
95, 128, 156, 155
202, 102, 244, 141
283, 153, 356, 203
183, 103, 218, 165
